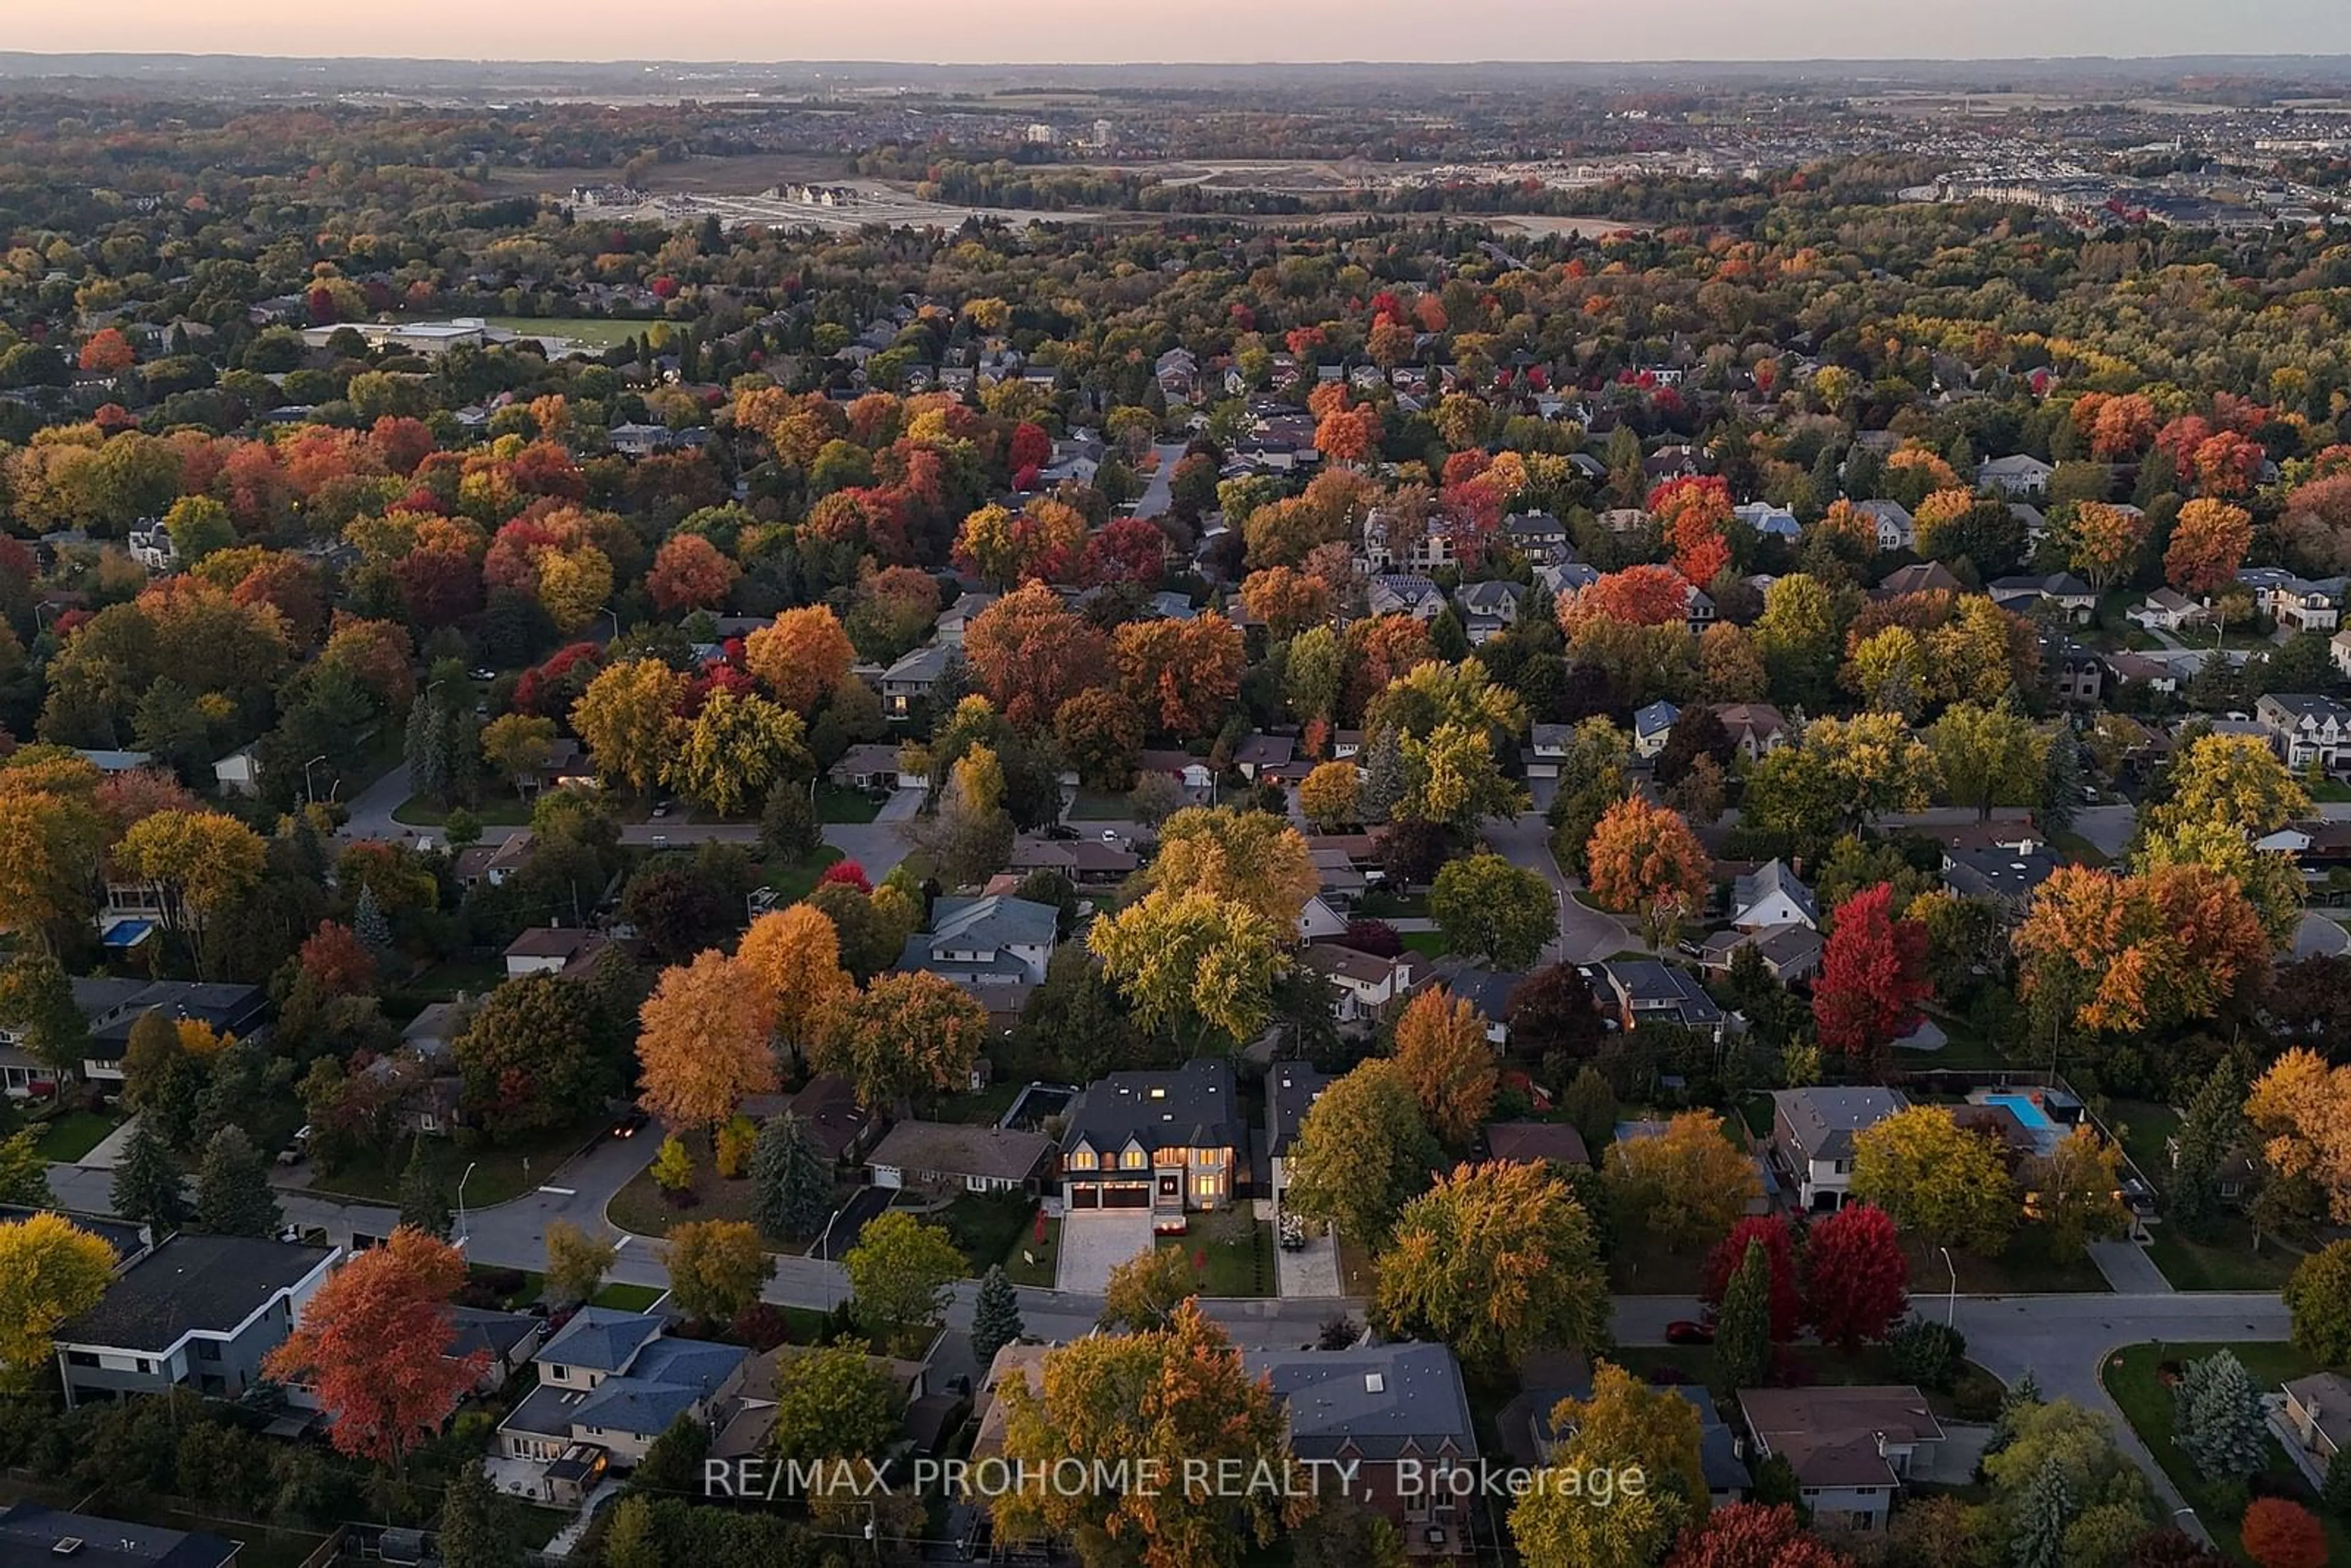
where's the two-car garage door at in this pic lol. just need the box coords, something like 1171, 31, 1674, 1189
1068, 1182, 1150, 1209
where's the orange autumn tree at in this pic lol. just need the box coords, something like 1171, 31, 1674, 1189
1114, 614, 1244, 740
2064, 501, 2149, 593
743, 606, 855, 715
1559, 564, 1692, 630
2014, 863, 2270, 1037
737, 904, 855, 1070
1392, 986, 1501, 1146
2165, 498, 2254, 597
1584, 795, 1712, 947
1238, 566, 1332, 640
646, 533, 740, 613
963, 583, 1111, 729
636, 950, 779, 1133
261, 1226, 483, 1474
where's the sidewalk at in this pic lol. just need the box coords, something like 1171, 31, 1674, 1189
2086, 1239, 2174, 1295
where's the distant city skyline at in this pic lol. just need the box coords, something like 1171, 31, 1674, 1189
20, 2, 2351, 67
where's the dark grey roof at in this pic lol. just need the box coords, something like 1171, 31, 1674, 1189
58, 1234, 334, 1352
447, 1306, 541, 1364
1771, 1087, 1909, 1163
1600, 960, 1724, 1025
536, 1307, 666, 1373
0, 1504, 238, 1568
867, 1120, 1054, 1183
1942, 844, 2059, 902
1266, 1063, 1331, 1160
81, 982, 268, 1058
1244, 1343, 1475, 1461
1063, 1059, 1242, 1157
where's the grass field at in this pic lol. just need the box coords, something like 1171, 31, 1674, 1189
594, 1282, 666, 1311
818, 784, 884, 824
1400, 929, 1447, 957
2143, 1225, 2305, 1292
1158, 1209, 1275, 1297
763, 845, 846, 906
480, 315, 651, 348
936, 1191, 1044, 1280
310, 1117, 598, 1209
606, 1130, 766, 1241
2102, 1341, 2350, 1566
32, 1109, 119, 1162
394, 793, 534, 827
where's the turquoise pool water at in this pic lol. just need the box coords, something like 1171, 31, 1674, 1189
1983, 1092, 2057, 1131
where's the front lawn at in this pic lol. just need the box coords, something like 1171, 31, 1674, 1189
593, 1281, 667, 1311
1400, 929, 1447, 957
2309, 777, 2351, 803
393, 794, 534, 827
2102, 1341, 2350, 1566
1611, 1234, 1708, 1296
1905, 1229, 2110, 1296
1002, 1218, 1059, 1288
934, 1080, 1022, 1127
763, 845, 846, 906
32, 1109, 119, 1163
2143, 1225, 2305, 1292
1158, 1208, 1275, 1297
2049, 830, 2110, 866
936, 1191, 1043, 1278
606, 1130, 770, 1242
817, 784, 884, 823
309, 1119, 598, 1209
1065, 789, 1133, 821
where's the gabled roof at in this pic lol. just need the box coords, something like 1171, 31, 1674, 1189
1632, 699, 1679, 738
1770, 1087, 1908, 1163
1063, 1058, 1242, 1155
867, 1120, 1054, 1183
1740, 1386, 1944, 1488
1245, 1343, 1476, 1461
1266, 1063, 1331, 1160
1732, 859, 1818, 927
536, 1307, 666, 1373
918, 895, 1057, 955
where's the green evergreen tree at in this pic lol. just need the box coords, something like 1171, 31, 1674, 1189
632, 1412, 710, 1499
437, 1460, 519, 1568
2167, 1060, 2246, 1235
2009, 1456, 2075, 1568
748, 1113, 833, 1240
2173, 1350, 2267, 1484
405, 696, 452, 801
1359, 727, 1406, 825
2322, 1444, 2351, 1520
970, 1264, 1024, 1367
193, 1125, 282, 1237
399, 1139, 452, 1238
110, 1116, 190, 1230
353, 884, 392, 953
1714, 1237, 1773, 1391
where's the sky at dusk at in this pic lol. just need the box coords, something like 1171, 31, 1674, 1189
22, 1, 2351, 65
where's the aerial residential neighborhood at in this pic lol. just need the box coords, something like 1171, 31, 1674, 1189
0, 34, 2349, 1568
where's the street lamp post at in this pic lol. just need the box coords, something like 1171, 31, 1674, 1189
302, 754, 328, 806
1939, 1245, 1957, 1326
456, 1160, 479, 1244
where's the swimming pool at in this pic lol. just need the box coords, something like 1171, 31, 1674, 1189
1982, 1092, 2057, 1131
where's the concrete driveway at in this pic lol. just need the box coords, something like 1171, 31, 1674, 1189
1056, 1211, 1154, 1294
1275, 1227, 1343, 1298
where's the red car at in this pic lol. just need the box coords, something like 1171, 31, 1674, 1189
1665, 1319, 1715, 1346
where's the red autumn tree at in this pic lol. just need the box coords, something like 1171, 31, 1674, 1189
1812, 883, 1932, 1071
818, 860, 872, 895
1008, 421, 1052, 475
1561, 563, 1693, 629
78, 327, 135, 375
1801, 1202, 1909, 1348
261, 1226, 483, 1472
2189, 430, 2266, 497
1665, 1502, 1853, 1568
647, 533, 741, 613
1082, 516, 1169, 587
392, 546, 482, 629
1314, 405, 1379, 465
1340, 615, 1438, 722
2240, 1499, 2326, 1568
1700, 1216, 1802, 1341
299, 920, 377, 998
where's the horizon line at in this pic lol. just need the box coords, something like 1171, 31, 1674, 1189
7, 48, 2351, 70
